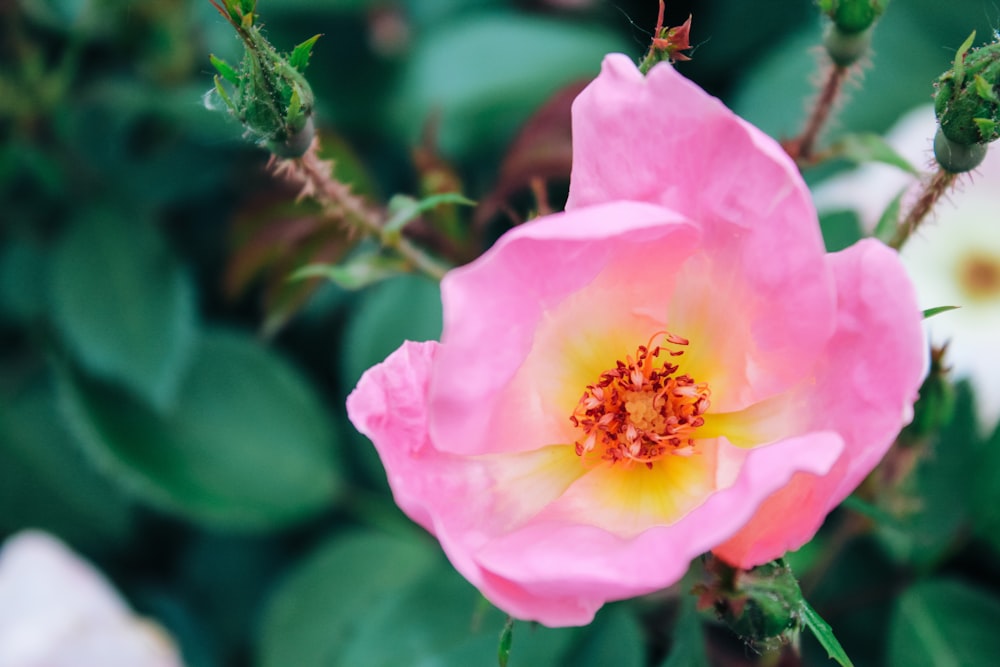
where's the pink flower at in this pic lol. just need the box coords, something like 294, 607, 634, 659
0, 531, 185, 667
347, 55, 926, 626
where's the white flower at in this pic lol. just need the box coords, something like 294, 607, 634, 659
0, 531, 185, 667
813, 105, 1000, 430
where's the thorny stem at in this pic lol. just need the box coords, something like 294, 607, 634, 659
278, 140, 451, 281
786, 64, 849, 164
888, 168, 958, 251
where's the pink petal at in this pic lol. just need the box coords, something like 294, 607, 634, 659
473, 433, 842, 626
567, 55, 836, 401
428, 200, 700, 457
714, 239, 927, 567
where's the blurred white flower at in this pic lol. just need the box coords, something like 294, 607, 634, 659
813, 105, 1000, 430
0, 531, 185, 667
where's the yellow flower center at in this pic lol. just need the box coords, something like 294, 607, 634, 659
957, 252, 1000, 301
570, 332, 711, 468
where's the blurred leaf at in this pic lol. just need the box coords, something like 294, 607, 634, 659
660, 596, 708, 667
888, 579, 1000, 667
340, 274, 442, 388
732, 7, 958, 141
973, 415, 1000, 552
384, 192, 476, 236
176, 533, 285, 661
498, 616, 514, 667
337, 564, 575, 667
562, 605, 644, 667
49, 207, 196, 409
829, 133, 919, 174
0, 378, 134, 552
289, 248, 411, 291
873, 188, 905, 243
874, 383, 977, 568
67, 80, 236, 204
0, 237, 48, 325
804, 538, 895, 666
389, 13, 629, 160
257, 531, 440, 667
477, 79, 585, 226
60, 329, 341, 531
819, 210, 863, 252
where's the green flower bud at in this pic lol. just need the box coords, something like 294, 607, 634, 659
822, 23, 873, 67
699, 557, 803, 652
206, 0, 319, 157
818, 0, 889, 35
934, 127, 988, 173
935, 32, 1000, 147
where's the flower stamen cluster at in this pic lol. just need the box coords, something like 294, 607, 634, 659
570, 332, 711, 467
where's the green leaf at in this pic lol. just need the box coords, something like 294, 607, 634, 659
0, 379, 134, 552
660, 596, 708, 667
819, 210, 863, 252
59, 329, 340, 531
497, 616, 514, 667
873, 189, 906, 244
49, 207, 197, 409
800, 598, 855, 667
257, 531, 440, 667
953, 31, 977, 88
337, 565, 574, 667
922, 305, 959, 319
383, 192, 476, 238
389, 14, 629, 160
288, 249, 411, 291
972, 415, 1000, 552
830, 133, 920, 174
563, 605, 644, 667
888, 579, 1000, 667
289, 34, 321, 72
210, 54, 239, 85
0, 237, 47, 325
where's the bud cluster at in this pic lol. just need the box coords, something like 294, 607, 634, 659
933, 32, 1000, 172
206, 0, 319, 158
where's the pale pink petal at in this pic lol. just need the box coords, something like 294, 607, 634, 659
0, 531, 184, 667
715, 239, 926, 567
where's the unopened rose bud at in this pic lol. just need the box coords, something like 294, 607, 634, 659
206, 0, 319, 157
698, 557, 803, 652
818, 0, 888, 66
935, 33, 1000, 153
819, 0, 888, 34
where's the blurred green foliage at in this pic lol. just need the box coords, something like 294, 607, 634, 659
3, 0, 1000, 665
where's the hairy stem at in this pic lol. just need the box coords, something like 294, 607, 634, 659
786, 64, 849, 164
888, 168, 957, 251
278, 140, 451, 281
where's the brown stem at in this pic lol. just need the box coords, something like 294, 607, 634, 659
888, 168, 957, 251
786, 64, 849, 163
279, 140, 451, 281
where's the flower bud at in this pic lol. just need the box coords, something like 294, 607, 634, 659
935, 33, 1000, 149
206, 0, 319, 157
698, 557, 803, 652
818, 0, 889, 34
818, 0, 888, 66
